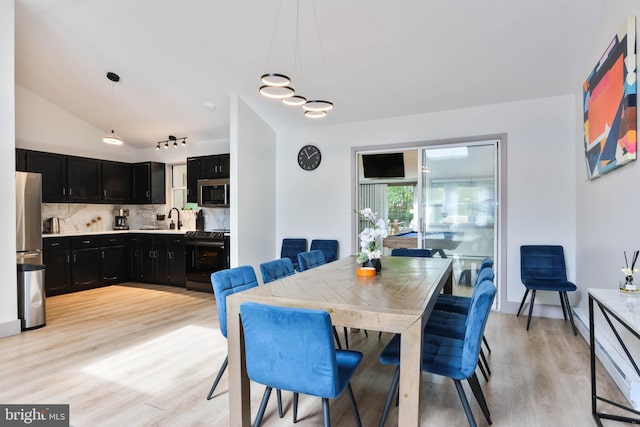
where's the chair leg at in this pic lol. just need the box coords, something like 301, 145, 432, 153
322, 398, 331, 427
479, 348, 491, 376
346, 383, 363, 427
206, 355, 228, 400
343, 327, 350, 349
467, 373, 492, 425
332, 326, 343, 349
379, 367, 400, 427
277, 389, 283, 418
516, 289, 530, 316
477, 358, 489, 382
378, 331, 383, 339
562, 291, 578, 336
253, 386, 272, 427
559, 292, 568, 320
453, 379, 478, 427
293, 392, 299, 423
526, 290, 537, 331
482, 335, 492, 354
364, 329, 369, 338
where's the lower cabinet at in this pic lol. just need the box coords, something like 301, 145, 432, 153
43, 233, 185, 294
43, 237, 72, 296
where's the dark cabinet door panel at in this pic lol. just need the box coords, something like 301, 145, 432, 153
43, 249, 71, 296
67, 157, 101, 202
72, 247, 101, 291
101, 246, 126, 284
25, 151, 67, 202
102, 161, 131, 202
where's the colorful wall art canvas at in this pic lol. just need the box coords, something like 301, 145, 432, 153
583, 16, 637, 180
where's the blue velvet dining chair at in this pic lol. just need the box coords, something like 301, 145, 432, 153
297, 249, 326, 272
240, 302, 364, 427
518, 245, 577, 335
310, 239, 340, 263
260, 258, 295, 284
390, 247, 432, 258
281, 238, 308, 271
378, 279, 496, 427
207, 266, 284, 418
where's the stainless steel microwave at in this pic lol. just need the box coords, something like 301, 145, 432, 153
197, 178, 230, 207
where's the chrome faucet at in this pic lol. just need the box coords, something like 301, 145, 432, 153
168, 207, 182, 230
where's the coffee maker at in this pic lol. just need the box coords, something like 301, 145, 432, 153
113, 209, 129, 230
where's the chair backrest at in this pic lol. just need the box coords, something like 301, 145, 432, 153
520, 245, 567, 282
461, 280, 496, 377
480, 258, 493, 269
281, 238, 308, 270
474, 267, 495, 286
240, 302, 340, 397
260, 258, 295, 284
390, 248, 432, 258
211, 265, 259, 338
297, 250, 326, 272
310, 239, 339, 263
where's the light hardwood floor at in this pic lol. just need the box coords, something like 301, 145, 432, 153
0, 283, 629, 426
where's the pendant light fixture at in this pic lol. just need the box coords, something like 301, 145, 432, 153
259, 0, 333, 118
103, 72, 123, 145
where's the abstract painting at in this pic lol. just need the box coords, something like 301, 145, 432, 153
583, 16, 637, 180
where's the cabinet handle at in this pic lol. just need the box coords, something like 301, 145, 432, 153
69, 188, 73, 196
103, 190, 107, 197
101, 251, 105, 259
77, 279, 95, 285
73, 254, 77, 262
62, 188, 66, 196
134, 249, 139, 257
50, 243, 60, 247
149, 250, 154, 258
109, 239, 116, 242
103, 276, 117, 281
66, 255, 70, 263
146, 190, 150, 198
82, 240, 90, 244
168, 251, 174, 260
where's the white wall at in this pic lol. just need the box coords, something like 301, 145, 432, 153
277, 95, 576, 313
230, 96, 276, 274
574, 1, 640, 408
0, 0, 20, 338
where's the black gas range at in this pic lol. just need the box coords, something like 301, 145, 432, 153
184, 230, 230, 292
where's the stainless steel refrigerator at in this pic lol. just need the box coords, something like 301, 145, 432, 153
16, 171, 42, 264
16, 171, 46, 329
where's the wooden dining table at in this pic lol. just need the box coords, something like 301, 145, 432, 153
226, 255, 453, 426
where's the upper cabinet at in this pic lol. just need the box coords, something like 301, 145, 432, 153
18, 149, 164, 205
102, 161, 131, 203
186, 154, 230, 203
132, 162, 166, 204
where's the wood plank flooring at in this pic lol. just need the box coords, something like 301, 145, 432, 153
0, 283, 630, 426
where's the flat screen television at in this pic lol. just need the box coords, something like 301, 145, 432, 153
362, 153, 405, 178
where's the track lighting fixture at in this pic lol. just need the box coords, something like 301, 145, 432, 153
155, 135, 187, 151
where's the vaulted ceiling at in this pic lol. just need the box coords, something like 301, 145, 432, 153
15, 0, 603, 149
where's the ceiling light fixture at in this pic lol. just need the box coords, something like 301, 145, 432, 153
304, 110, 327, 119
260, 0, 333, 118
155, 135, 187, 151
103, 72, 123, 145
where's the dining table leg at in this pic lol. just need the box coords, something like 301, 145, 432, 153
227, 299, 251, 427
398, 318, 424, 426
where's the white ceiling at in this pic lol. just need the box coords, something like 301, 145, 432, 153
15, 0, 603, 149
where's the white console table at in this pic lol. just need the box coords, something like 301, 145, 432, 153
588, 288, 640, 425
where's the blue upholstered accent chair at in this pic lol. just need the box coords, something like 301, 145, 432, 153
310, 239, 340, 263
518, 245, 577, 335
378, 280, 496, 427
281, 238, 307, 271
480, 257, 493, 269
207, 266, 284, 417
390, 247, 433, 257
298, 250, 326, 272
260, 258, 295, 284
240, 302, 364, 427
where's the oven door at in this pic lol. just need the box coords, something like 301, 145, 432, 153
185, 240, 228, 292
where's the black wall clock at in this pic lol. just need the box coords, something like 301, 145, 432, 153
297, 145, 322, 171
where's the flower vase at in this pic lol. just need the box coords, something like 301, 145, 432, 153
363, 258, 382, 273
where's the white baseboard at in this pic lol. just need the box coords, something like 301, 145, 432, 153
0, 319, 21, 339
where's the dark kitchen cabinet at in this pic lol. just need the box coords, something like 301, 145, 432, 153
71, 237, 101, 291
167, 236, 185, 286
186, 157, 199, 203
132, 162, 166, 204
16, 149, 26, 172
43, 237, 71, 296
100, 235, 126, 285
102, 161, 131, 203
199, 154, 230, 179
67, 156, 101, 202
24, 151, 67, 202
126, 235, 142, 281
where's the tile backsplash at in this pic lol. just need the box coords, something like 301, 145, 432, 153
42, 204, 230, 234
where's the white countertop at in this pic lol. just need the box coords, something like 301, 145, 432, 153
589, 288, 640, 335
42, 229, 190, 237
